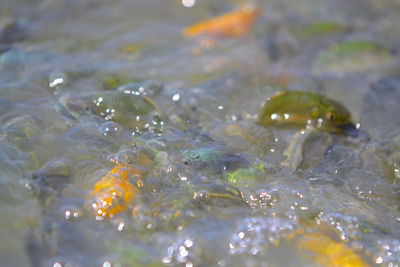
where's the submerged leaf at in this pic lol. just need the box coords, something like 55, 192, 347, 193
89, 165, 143, 219
183, 4, 260, 38
313, 40, 391, 74
121, 248, 164, 267
102, 74, 140, 90
294, 21, 346, 39
121, 43, 148, 54
224, 164, 265, 184
298, 233, 370, 267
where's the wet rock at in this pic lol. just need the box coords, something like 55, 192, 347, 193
295, 131, 332, 171
29, 158, 73, 202
361, 77, 400, 135
31, 158, 72, 179
0, 98, 15, 116
324, 143, 363, 170
263, 30, 297, 61
0, 44, 10, 54
0, 20, 28, 44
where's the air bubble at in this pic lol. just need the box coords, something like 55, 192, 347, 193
100, 121, 121, 137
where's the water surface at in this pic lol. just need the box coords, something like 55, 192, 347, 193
1, 0, 400, 266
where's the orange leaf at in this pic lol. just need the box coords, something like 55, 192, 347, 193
184, 4, 260, 38
298, 233, 370, 267
89, 165, 142, 220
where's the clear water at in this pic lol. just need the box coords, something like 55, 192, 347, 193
1, 0, 400, 266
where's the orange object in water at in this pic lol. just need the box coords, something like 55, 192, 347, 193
89, 165, 143, 220
183, 4, 260, 38
297, 233, 370, 267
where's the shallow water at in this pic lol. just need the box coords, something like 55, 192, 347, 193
1, 0, 400, 266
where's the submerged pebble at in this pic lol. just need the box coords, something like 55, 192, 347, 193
182, 148, 249, 174
56, 87, 165, 134
258, 90, 353, 134
0, 20, 28, 44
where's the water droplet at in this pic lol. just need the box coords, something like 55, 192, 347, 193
182, 0, 196, 8
162, 256, 172, 264
172, 93, 180, 101
184, 239, 193, 248
117, 222, 125, 232
375, 256, 383, 264
179, 245, 188, 257
238, 232, 245, 239
49, 72, 66, 88
62, 206, 82, 221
